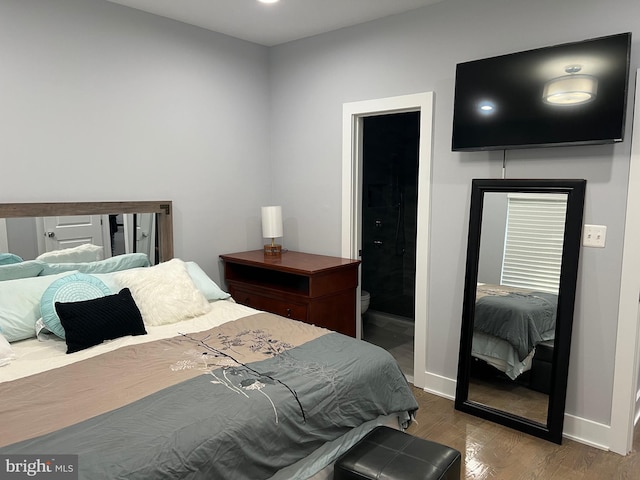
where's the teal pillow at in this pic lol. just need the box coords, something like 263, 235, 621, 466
40, 273, 112, 339
185, 262, 231, 301
0, 260, 45, 281
0, 271, 79, 342
0, 253, 23, 266
40, 253, 150, 276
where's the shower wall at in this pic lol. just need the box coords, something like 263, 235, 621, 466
361, 112, 420, 319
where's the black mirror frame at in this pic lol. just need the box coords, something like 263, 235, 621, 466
454, 179, 586, 444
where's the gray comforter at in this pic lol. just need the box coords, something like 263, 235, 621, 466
1, 313, 417, 479
474, 290, 557, 361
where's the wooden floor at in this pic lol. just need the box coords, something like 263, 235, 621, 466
405, 386, 640, 479
363, 314, 639, 478
362, 310, 414, 379
468, 375, 548, 425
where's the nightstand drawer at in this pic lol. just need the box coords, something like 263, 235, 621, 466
221, 250, 360, 337
232, 288, 308, 321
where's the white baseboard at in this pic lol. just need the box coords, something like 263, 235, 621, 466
422, 371, 457, 400
562, 413, 610, 451
420, 370, 612, 451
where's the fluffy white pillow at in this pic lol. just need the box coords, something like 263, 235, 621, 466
37, 244, 104, 263
113, 259, 211, 326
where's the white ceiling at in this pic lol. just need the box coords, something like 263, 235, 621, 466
105, 0, 443, 46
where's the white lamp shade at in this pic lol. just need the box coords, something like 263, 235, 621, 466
261, 206, 283, 239
543, 74, 598, 105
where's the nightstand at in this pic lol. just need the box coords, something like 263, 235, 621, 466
220, 250, 361, 337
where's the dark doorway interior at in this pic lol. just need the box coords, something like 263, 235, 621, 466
361, 111, 420, 319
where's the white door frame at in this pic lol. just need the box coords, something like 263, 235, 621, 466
341, 92, 434, 390
610, 69, 640, 455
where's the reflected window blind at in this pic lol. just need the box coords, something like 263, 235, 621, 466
500, 193, 567, 294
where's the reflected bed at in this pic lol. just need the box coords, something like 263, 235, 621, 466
472, 284, 557, 380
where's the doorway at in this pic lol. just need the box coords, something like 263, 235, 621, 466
361, 112, 419, 379
341, 92, 434, 390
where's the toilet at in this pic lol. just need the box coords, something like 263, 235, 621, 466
361, 290, 370, 316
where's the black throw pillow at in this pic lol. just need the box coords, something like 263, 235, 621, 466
56, 288, 147, 354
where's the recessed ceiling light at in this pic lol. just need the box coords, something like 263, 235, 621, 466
477, 101, 496, 115
258, 0, 279, 4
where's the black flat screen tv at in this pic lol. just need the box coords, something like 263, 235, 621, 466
452, 32, 631, 151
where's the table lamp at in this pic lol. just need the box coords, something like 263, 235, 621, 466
261, 206, 283, 256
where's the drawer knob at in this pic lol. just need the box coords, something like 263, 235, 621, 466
286, 308, 292, 318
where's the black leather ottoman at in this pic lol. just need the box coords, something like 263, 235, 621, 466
333, 426, 461, 480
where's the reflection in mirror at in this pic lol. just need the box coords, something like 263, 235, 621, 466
455, 179, 586, 444
3, 213, 159, 264
0, 202, 173, 265
469, 191, 567, 425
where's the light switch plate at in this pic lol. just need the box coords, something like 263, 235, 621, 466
583, 224, 607, 248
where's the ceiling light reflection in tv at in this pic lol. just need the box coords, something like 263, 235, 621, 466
451, 32, 632, 152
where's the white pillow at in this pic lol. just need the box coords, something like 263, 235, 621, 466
0, 271, 80, 342
0, 333, 17, 367
37, 244, 104, 263
113, 258, 211, 326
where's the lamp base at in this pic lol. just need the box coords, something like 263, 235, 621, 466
264, 244, 282, 256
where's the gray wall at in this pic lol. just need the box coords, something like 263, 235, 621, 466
0, 0, 272, 281
1, 0, 638, 432
6, 218, 38, 261
477, 193, 508, 285
269, 0, 639, 426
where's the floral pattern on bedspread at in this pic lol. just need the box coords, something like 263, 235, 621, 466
169, 329, 294, 372
173, 329, 309, 424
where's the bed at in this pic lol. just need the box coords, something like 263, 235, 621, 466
0, 253, 417, 479
471, 284, 558, 380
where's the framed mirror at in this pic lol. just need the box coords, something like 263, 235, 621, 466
455, 179, 586, 444
0, 201, 173, 263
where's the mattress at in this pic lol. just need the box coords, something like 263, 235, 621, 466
472, 331, 535, 380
